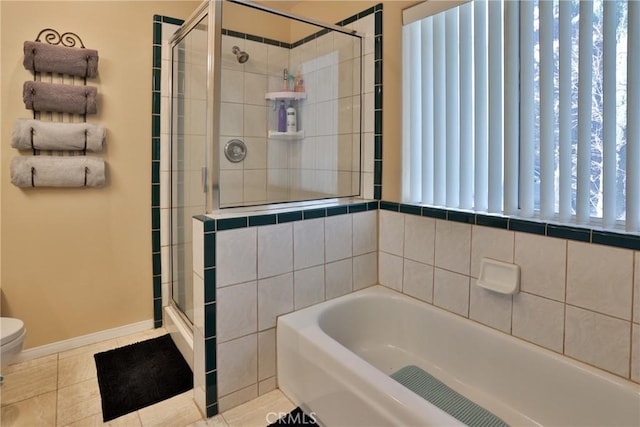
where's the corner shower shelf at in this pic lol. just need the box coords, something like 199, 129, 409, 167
265, 91, 307, 101
268, 130, 305, 141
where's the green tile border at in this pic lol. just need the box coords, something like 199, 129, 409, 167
379, 201, 640, 249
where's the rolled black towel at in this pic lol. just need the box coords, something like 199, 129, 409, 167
23, 41, 99, 78
23, 81, 98, 115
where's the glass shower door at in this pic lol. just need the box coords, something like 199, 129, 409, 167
170, 15, 209, 324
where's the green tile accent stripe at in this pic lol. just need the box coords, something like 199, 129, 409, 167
385, 201, 640, 249
249, 214, 277, 227
278, 211, 303, 223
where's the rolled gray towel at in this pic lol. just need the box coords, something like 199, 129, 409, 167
11, 156, 106, 188
12, 119, 105, 152
23, 41, 99, 78
23, 81, 97, 115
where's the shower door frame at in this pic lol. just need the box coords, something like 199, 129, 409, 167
211, 0, 365, 211
167, 0, 221, 325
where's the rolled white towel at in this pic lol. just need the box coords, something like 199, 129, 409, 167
12, 119, 105, 152
11, 156, 106, 188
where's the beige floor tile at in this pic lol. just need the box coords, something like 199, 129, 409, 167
137, 391, 202, 427
56, 377, 102, 426
62, 411, 142, 427
57, 351, 98, 389
0, 390, 56, 427
0, 355, 57, 406
3, 354, 57, 375
58, 339, 120, 360
185, 415, 228, 427
222, 389, 294, 427
116, 328, 168, 348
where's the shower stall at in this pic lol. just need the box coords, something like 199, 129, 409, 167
163, 0, 366, 412
166, 0, 363, 343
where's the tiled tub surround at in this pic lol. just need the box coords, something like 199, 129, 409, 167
378, 206, 640, 385
193, 200, 378, 415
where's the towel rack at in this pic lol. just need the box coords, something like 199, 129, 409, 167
29, 28, 90, 155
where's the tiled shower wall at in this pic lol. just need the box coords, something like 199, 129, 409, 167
218, 13, 376, 206
378, 208, 640, 385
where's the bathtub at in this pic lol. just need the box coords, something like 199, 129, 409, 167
277, 286, 640, 426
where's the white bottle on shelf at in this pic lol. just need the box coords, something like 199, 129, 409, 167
286, 104, 297, 133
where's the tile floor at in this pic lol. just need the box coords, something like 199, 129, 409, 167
0, 328, 295, 427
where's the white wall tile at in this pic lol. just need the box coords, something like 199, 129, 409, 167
353, 252, 378, 291
379, 210, 405, 256
470, 226, 514, 279
217, 334, 257, 396
565, 305, 631, 377
433, 268, 470, 317
193, 273, 204, 331
259, 377, 277, 396
338, 97, 353, 135
435, 220, 471, 275
221, 68, 243, 103
217, 228, 256, 287
244, 105, 267, 137
244, 72, 267, 106
192, 219, 204, 274
258, 328, 276, 381
244, 169, 267, 203
514, 233, 567, 302
258, 273, 293, 330
363, 53, 375, 94
243, 138, 267, 170
294, 265, 325, 309
404, 215, 435, 266
326, 258, 353, 300
192, 327, 206, 414
217, 281, 257, 342
267, 45, 288, 77
325, 214, 353, 262
403, 259, 433, 303
469, 280, 512, 333
293, 218, 324, 270
567, 241, 633, 320
512, 292, 564, 353
632, 323, 640, 382
219, 170, 244, 205
379, 252, 403, 292
353, 211, 377, 256
218, 384, 258, 413
244, 40, 268, 75
220, 102, 243, 136
258, 223, 293, 279
634, 252, 640, 324
338, 60, 353, 99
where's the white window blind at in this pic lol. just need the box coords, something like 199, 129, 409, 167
402, 0, 638, 232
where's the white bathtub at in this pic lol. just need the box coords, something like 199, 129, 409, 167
277, 286, 640, 426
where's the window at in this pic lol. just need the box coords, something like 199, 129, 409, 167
402, 0, 639, 232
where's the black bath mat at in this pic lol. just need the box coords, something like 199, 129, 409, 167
267, 407, 319, 426
94, 334, 193, 422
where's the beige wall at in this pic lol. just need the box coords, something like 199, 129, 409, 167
289, 0, 420, 202
0, 1, 199, 348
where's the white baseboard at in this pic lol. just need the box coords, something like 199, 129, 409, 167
15, 319, 156, 363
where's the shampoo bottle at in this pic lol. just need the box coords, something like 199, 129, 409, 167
278, 100, 287, 132
286, 103, 297, 133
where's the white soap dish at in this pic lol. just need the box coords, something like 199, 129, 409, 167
477, 258, 520, 295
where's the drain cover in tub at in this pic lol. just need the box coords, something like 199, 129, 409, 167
391, 365, 508, 427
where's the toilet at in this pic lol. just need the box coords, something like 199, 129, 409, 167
1, 317, 26, 382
